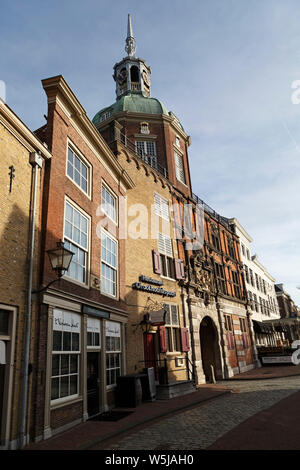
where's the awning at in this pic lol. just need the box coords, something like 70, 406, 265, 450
0, 340, 6, 365
253, 320, 274, 334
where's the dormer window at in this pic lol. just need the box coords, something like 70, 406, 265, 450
140, 122, 150, 134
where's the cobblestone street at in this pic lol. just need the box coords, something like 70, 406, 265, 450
94, 376, 300, 450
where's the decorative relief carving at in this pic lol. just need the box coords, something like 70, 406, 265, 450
190, 250, 215, 305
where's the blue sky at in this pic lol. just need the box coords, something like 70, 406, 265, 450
1, 0, 300, 304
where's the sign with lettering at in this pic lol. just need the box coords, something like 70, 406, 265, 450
53, 309, 81, 333
149, 308, 166, 326
132, 282, 176, 298
139, 275, 164, 286
106, 321, 121, 337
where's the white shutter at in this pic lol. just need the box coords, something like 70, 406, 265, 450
154, 194, 169, 221
174, 151, 185, 184
158, 233, 173, 257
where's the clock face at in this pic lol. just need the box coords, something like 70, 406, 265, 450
117, 69, 127, 85
142, 70, 150, 87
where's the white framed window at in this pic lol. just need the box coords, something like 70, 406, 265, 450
101, 183, 117, 223
66, 145, 90, 196
174, 151, 186, 184
51, 310, 81, 403
101, 229, 118, 297
175, 136, 180, 148
106, 321, 121, 388
154, 194, 170, 221
87, 318, 101, 348
64, 200, 89, 284
158, 233, 175, 279
136, 140, 156, 157
163, 304, 180, 352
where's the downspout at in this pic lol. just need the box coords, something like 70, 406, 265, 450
19, 152, 43, 449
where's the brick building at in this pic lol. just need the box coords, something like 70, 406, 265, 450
0, 99, 51, 449
93, 16, 254, 385
30, 75, 134, 443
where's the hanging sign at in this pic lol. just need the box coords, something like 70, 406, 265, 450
149, 308, 166, 326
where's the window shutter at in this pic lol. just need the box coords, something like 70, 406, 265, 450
242, 333, 249, 349
181, 328, 190, 352
226, 332, 235, 350
159, 326, 168, 353
152, 250, 161, 274
175, 259, 185, 280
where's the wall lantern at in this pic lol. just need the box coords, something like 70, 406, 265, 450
47, 240, 74, 278
140, 313, 152, 333
33, 240, 74, 294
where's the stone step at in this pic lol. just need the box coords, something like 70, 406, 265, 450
156, 380, 196, 400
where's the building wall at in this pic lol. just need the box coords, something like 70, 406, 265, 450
0, 102, 50, 449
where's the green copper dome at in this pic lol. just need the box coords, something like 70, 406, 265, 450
92, 93, 168, 124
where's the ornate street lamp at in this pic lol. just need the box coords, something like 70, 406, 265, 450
47, 240, 74, 278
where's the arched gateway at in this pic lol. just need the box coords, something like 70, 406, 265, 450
200, 316, 222, 382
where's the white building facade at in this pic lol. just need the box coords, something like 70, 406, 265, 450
229, 219, 280, 347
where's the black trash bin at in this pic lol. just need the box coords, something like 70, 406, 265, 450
116, 373, 146, 407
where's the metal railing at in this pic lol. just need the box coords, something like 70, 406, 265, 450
114, 130, 169, 179
192, 192, 231, 229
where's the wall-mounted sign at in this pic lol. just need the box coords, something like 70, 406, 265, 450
132, 282, 176, 298
149, 308, 166, 326
139, 275, 164, 286
262, 356, 293, 364
82, 305, 110, 319
53, 309, 81, 333
106, 321, 121, 337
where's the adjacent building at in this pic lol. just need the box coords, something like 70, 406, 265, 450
0, 99, 51, 449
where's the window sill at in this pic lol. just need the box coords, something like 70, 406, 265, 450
62, 275, 90, 290
51, 395, 82, 410
161, 275, 176, 282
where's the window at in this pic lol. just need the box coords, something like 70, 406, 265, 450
100, 110, 112, 122
241, 244, 245, 256
248, 291, 254, 310
102, 184, 117, 223
240, 317, 247, 333
51, 310, 80, 402
232, 270, 242, 299
158, 233, 175, 279
164, 304, 181, 352
87, 318, 101, 348
101, 230, 118, 297
249, 268, 254, 287
0, 309, 9, 336
215, 263, 227, 295
210, 224, 220, 251
174, 151, 186, 184
106, 321, 121, 387
64, 201, 89, 284
67, 146, 89, 195
175, 136, 180, 148
224, 315, 233, 332
227, 237, 236, 259
244, 265, 249, 284
154, 194, 170, 221
255, 274, 260, 290
246, 249, 250, 260
136, 140, 156, 157
253, 293, 259, 312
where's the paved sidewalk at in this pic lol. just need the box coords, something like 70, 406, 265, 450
25, 364, 300, 451
25, 384, 230, 451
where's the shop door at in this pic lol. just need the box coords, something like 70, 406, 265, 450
143, 333, 157, 377
87, 352, 100, 417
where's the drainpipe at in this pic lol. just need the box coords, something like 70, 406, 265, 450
19, 152, 43, 449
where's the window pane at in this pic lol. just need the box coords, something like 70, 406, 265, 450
72, 333, 80, 351
70, 375, 78, 395
70, 355, 78, 374
52, 355, 60, 376
63, 332, 71, 351
60, 376, 69, 398
61, 354, 69, 375
51, 378, 59, 400
53, 331, 62, 351
0, 310, 9, 335
87, 331, 93, 346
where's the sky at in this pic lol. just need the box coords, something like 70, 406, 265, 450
1, 0, 300, 304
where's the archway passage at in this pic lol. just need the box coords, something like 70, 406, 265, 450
200, 316, 221, 383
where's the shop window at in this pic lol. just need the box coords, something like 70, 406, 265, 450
51, 310, 81, 403
87, 318, 101, 348
105, 321, 121, 388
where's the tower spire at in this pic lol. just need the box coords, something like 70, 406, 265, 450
125, 14, 136, 57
